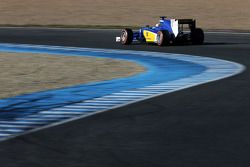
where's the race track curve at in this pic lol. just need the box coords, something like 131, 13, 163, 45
0, 28, 249, 167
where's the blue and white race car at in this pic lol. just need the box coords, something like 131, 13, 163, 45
116, 17, 204, 46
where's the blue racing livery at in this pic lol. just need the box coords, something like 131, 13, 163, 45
116, 17, 204, 46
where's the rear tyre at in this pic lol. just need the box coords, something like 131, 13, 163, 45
156, 30, 171, 46
191, 28, 204, 45
121, 28, 133, 45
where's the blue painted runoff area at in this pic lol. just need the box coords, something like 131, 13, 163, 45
0, 44, 206, 119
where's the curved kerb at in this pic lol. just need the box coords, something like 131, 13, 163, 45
0, 43, 245, 142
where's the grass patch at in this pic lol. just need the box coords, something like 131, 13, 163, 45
0, 52, 145, 99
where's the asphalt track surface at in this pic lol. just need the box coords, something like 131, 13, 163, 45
0, 28, 250, 167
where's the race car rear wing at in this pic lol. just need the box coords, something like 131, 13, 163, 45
178, 19, 196, 31
160, 17, 196, 30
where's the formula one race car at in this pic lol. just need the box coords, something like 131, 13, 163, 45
116, 17, 204, 46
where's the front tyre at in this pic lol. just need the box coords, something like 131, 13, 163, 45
156, 30, 171, 46
191, 28, 204, 45
121, 28, 133, 45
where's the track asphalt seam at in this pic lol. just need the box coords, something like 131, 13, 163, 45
0, 27, 250, 35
